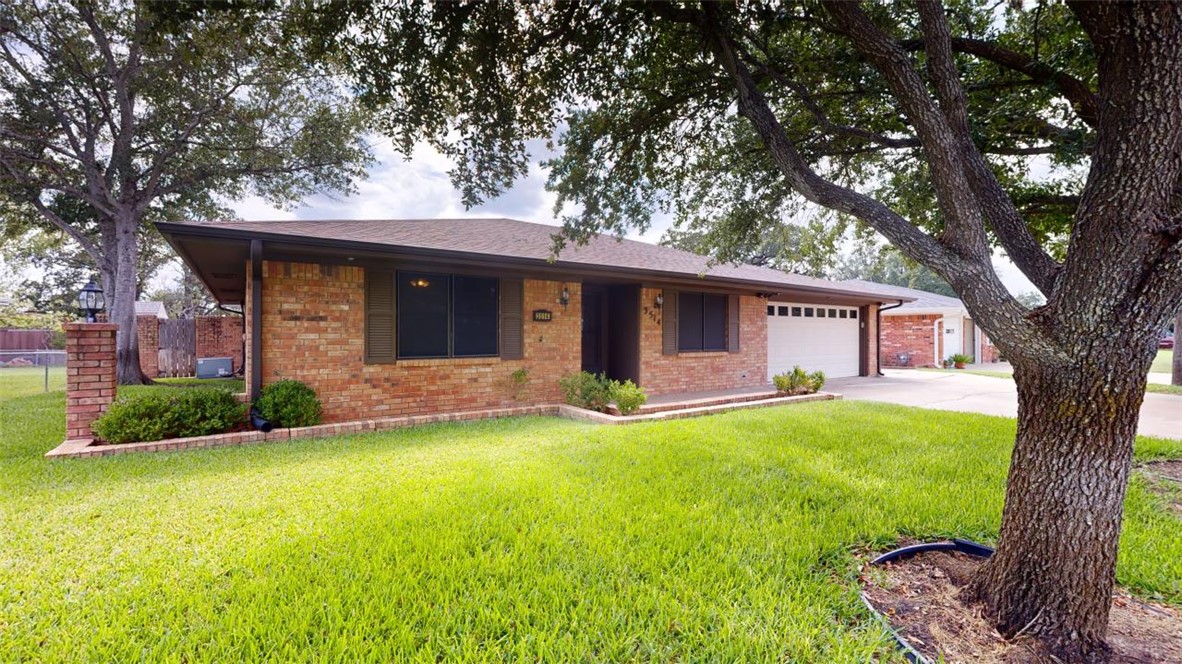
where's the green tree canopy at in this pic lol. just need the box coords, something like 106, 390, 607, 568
0, 0, 372, 382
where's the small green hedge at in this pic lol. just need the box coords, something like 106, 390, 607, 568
772, 366, 826, 395
93, 388, 245, 444
254, 379, 322, 428
559, 371, 648, 415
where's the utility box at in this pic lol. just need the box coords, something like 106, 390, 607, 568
196, 357, 234, 379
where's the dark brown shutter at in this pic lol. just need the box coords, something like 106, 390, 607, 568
727, 294, 741, 353
365, 269, 396, 363
500, 278, 524, 359
662, 289, 678, 355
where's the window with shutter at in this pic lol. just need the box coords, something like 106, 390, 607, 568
365, 269, 396, 364
662, 290, 678, 355
500, 278, 524, 359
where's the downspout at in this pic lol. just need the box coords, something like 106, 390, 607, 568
933, 318, 941, 366
876, 300, 905, 376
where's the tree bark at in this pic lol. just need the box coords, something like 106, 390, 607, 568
110, 211, 149, 385
1173, 310, 1182, 386
965, 348, 1152, 663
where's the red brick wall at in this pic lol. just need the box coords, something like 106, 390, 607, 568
637, 288, 768, 395
64, 323, 117, 441
881, 314, 942, 368
136, 315, 159, 378
257, 261, 581, 423
979, 331, 1000, 362
196, 316, 244, 371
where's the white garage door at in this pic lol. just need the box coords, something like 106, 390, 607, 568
767, 303, 862, 380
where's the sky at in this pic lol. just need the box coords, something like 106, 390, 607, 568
215, 135, 1038, 297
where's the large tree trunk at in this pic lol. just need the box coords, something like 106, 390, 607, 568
110, 212, 149, 385
1173, 310, 1182, 386
966, 348, 1153, 663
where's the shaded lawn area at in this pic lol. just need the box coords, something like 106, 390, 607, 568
1154, 349, 1174, 374
1, 380, 1180, 662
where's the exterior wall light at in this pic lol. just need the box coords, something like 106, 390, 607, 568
654, 293, 664, 308
558, 285, 570, 307
77, 280, 105, 322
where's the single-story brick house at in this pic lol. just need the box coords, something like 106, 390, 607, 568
156, 218, 910, 423
839, 279, 1000, 368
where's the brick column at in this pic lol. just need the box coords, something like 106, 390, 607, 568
64, 323, 118, 442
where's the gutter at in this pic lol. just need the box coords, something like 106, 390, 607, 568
876, 300, 906, 376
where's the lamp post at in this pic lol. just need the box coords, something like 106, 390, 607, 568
78, 280, 105, 323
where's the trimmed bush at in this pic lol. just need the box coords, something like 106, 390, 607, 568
609, 379, 647, 415
772, 366, 826, 396
93, 388, 245, 444
254, 379, 322, 428
559, 371, 613, 412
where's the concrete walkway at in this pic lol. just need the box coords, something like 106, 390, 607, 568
829, 370, 1182, 440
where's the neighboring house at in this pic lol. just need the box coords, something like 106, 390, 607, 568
840, 279, 1000, 368
157, 218, 909, 423
134, 300, 170, 319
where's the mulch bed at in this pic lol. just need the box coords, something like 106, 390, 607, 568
861, 550, 1182, 664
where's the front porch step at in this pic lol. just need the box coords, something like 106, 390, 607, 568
606, 388, 781, 416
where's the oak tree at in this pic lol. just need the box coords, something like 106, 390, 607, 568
320, 2, 1182, 660
0, 0, 371, 383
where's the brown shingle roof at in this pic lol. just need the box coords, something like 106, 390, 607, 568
161, 217, 904, 301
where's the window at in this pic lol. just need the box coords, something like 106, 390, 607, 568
397, 272, 499, 358
817, 309, 827, 318
804, 307, 814, 317
767, 305, 775, 316
778, 306, 790, 317
678, 292, 727, 352
839, 310, 848, 319
850, 309, 858, 319
829, 308, 838, 318
791, 307, 801, 317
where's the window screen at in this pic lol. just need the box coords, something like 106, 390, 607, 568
452, 276, 499, 356
398, 272, 449, 358
678, 292, 727, 352
397, 272, 499, 358
702, 294, 727, 351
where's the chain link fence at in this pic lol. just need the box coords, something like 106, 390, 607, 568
0, 350, 67, 394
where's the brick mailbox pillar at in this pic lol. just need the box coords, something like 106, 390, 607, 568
64, 323, 118, 442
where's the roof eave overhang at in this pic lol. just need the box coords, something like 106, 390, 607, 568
156, 222, 915, 307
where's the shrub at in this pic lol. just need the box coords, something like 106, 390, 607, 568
254, 379, 322, 428
609, 379, 647, 415
772, 366, 826, 395
93, 387, 245, 444
950, 353, 974, 366
558, 371, 613, 411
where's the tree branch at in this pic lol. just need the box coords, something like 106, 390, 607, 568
914, 0, 1062, 294
900, 36, 1100, 128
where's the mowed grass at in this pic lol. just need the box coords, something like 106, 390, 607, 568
1, 379, 1180, 662
1153, 349, 1174, 374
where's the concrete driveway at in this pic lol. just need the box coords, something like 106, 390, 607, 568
829, 370, 1182, 440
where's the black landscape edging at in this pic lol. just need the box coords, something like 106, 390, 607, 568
862, 539, 995, 664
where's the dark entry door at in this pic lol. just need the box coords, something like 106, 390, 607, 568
605, 284, 640, 384
582, 286, 605, 374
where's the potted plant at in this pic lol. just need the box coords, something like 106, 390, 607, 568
950, 353, 973, 369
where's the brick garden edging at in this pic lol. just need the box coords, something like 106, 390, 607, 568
45, 392, 840, 459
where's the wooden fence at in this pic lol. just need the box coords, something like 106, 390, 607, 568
0, 329, 52, 351
157, 319, 196, 378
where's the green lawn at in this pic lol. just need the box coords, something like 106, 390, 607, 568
1, 379, 1180, 661
1154, 349, 1174, 374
